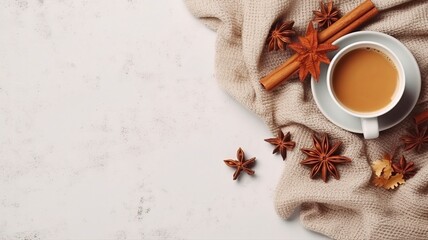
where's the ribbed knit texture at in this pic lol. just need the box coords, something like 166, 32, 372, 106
185, 0, 428, 239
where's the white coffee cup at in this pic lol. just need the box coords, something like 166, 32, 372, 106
326, 41, 405, 139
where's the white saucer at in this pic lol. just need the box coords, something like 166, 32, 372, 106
311, 31, 421, 134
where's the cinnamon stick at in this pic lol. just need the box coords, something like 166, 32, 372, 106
414, 110, 428, 125
260, 0, 377, 91
318, 0, 375, 42
324, 7, 379, 44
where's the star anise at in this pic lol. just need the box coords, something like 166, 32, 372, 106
288, 22, 338, 81
224, 148, 256, 180
300, 133, 351, 182
266, 20, 295, 51
313, 0, 340, 29
400, 124, 428, 152
392, 155, 417, 179
264, 130, 296, 160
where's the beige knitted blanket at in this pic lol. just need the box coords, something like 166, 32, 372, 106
185, 0, 428, 239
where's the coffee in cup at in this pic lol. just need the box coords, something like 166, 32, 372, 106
327, 41, 405, 139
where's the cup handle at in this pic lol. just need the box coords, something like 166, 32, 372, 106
361, 117, 379, 139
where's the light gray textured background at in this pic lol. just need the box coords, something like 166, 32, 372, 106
0, 1, 327, 239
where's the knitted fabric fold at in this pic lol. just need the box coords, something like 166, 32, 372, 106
185, 0, 428, 239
